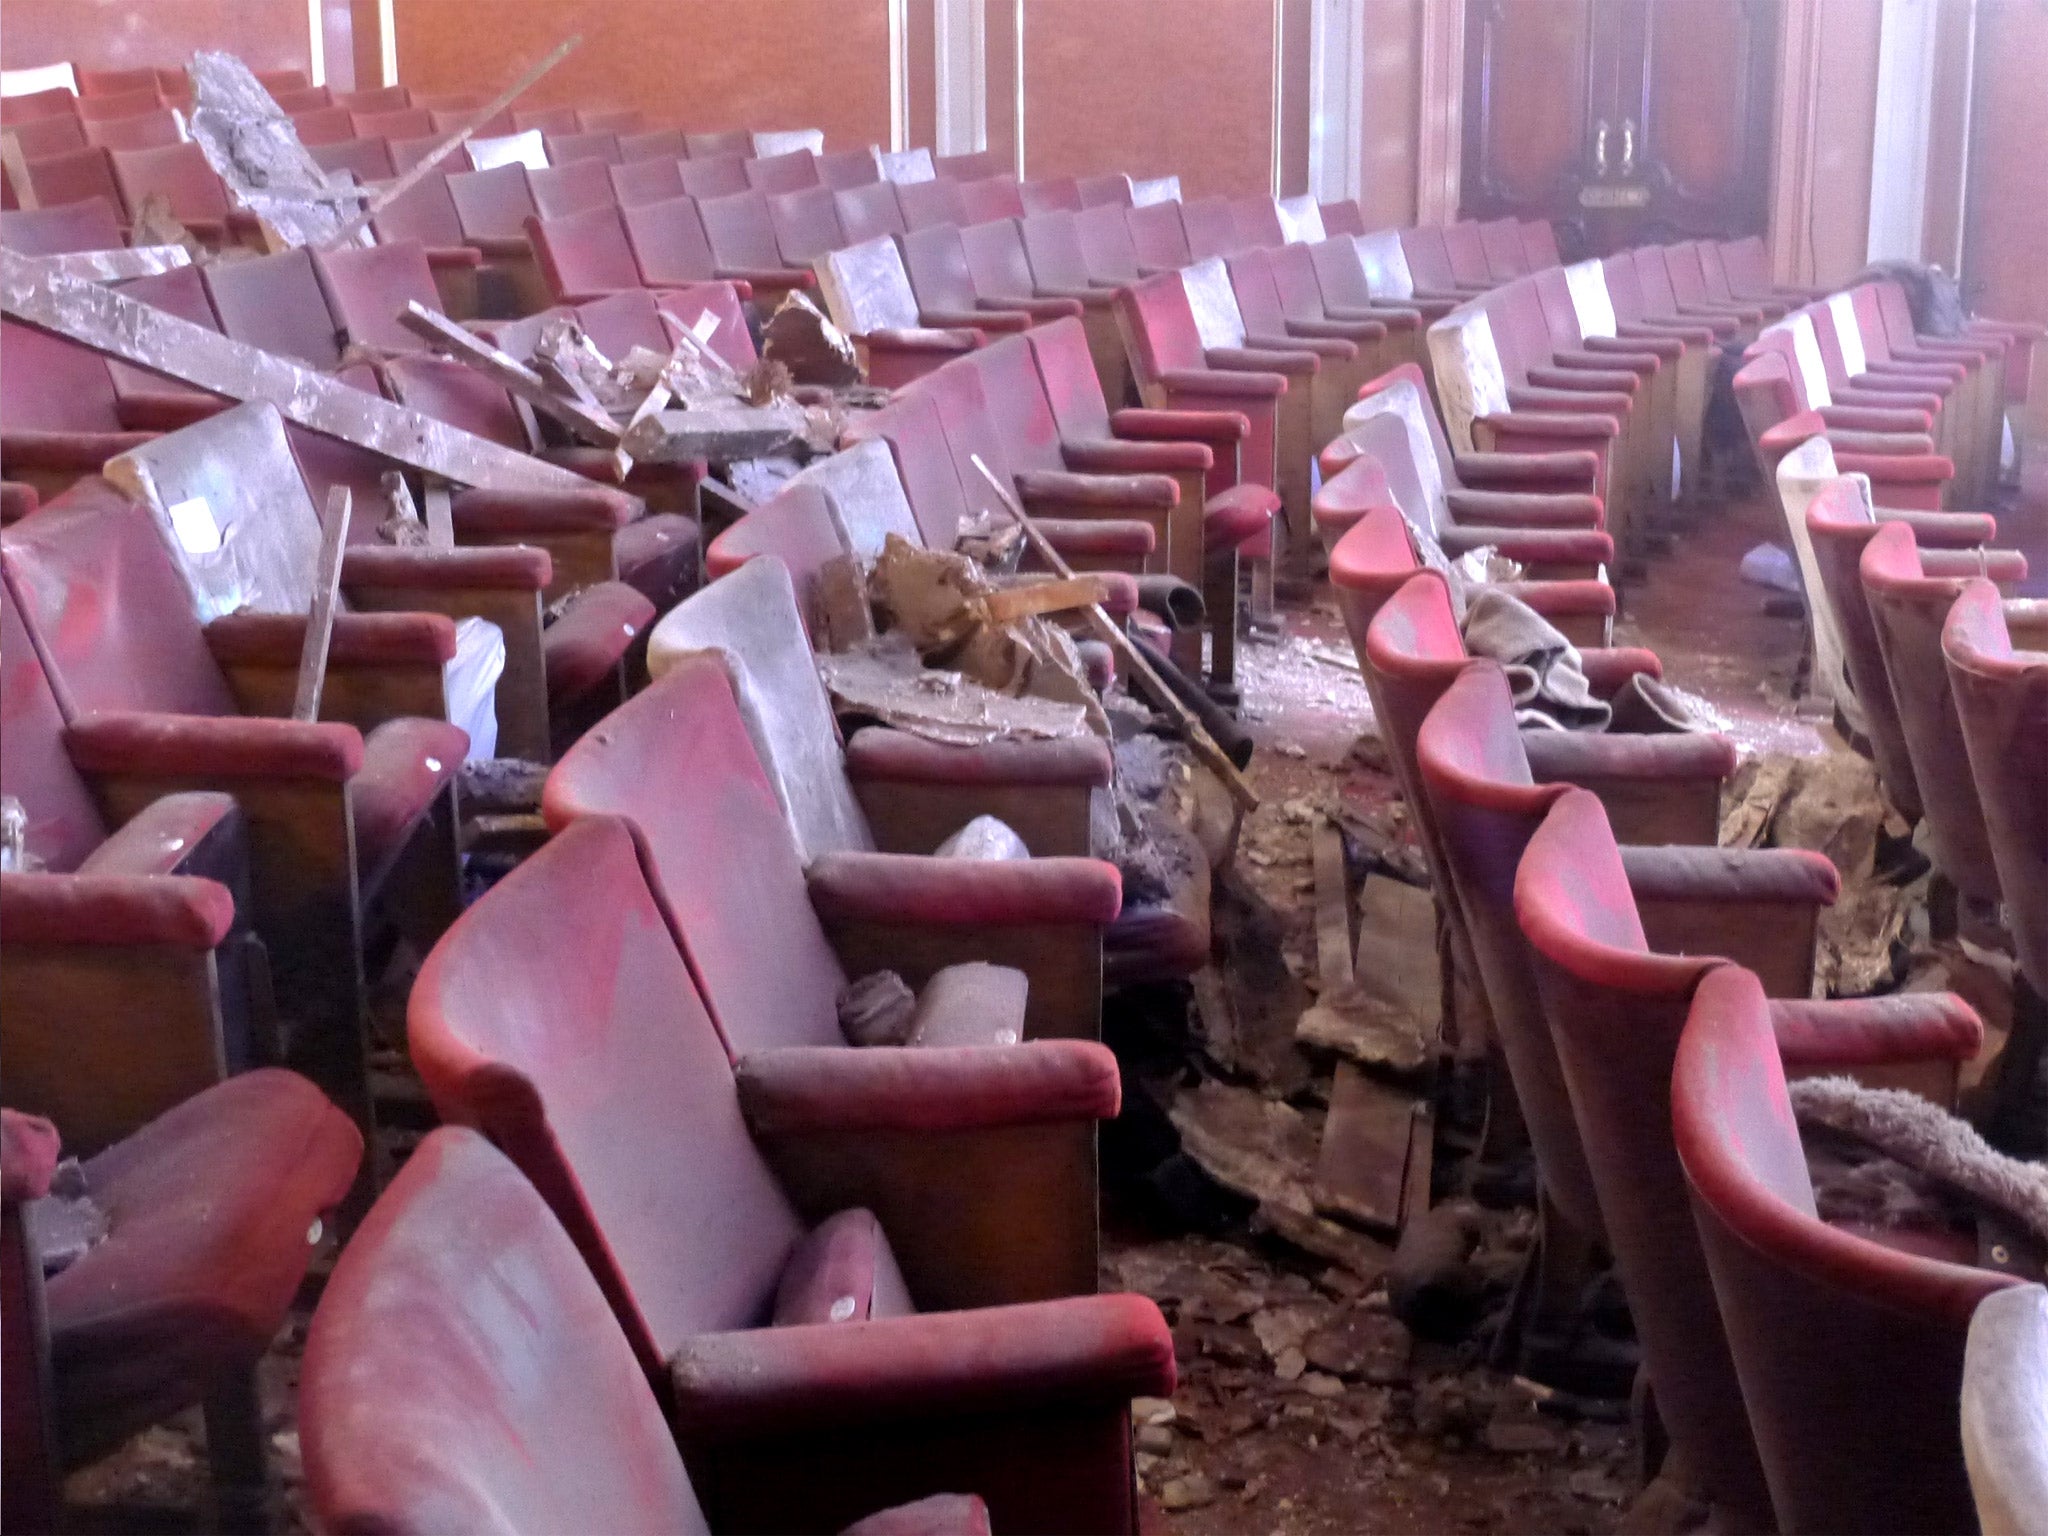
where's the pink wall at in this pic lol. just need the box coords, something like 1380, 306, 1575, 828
1018, 0, 1276, 197
1966, 0, 2048, 435
389, 0, 894, 151
1, 0, 317, 78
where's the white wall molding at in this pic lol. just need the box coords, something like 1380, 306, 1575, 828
1415, 0, 1463, 224
1867, 0, 1940, 263
933, 0, 987, 157
1307, 0, 1367, 202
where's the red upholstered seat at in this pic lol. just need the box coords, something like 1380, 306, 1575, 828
768, 183, 846, 264
746, 149, 821, 194
685, 129, 752, 159
75, 87, 164, 122
306, 136, 395, 181
833, 181, 907, 244
544, 130, 621, 167
528, 204, 645, 301
81, 109, 183, 152
0, 195, 119, 254
338, 84, 410, 113
957, 175, 1025, 224
1, 1074, 359, 1526
1, 87, 82, 125
623, 195, 724, 288
447, 163, 540, 246
678, 154, 750, 201
1673, 966, 2019, 1534
817, 148, 882, 191
896, 177, 969, 230
201, 246, 345, 369
1517, 790, 1971, 1529
19, 147, 127, 222
696, 189, 815, 300
619, 128, 688, 163
1075, 174, 1132, 209
312, 238, 442, 354
109, 142, 230, 242
531, 156, 619, 218
611, 154, 686, 209
408, 815, 1171, 1534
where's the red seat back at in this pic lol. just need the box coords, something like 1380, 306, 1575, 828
832, 181, 905, 245
301, 1127, 713, 1536
1521, 221, 1562, 269
677, 155, 748, 201
1075, 173, 1132, 209
370, 171, 466, 247
1942, 581, 2048, 989
767, 184, 843, 264
1124, 201, 1191, 272
382, 354, 531, 450
1019, 177, 1081, 216
1440, 222, 1493, 287
1318, 201, 1365, 236
313, 239, 442, 354
684, 130, 751, 160
744, 149, 820, 194
696, 189, 784, 271
410, 811, 809, 1373
1, 88, 81, 126
966, 331, 1068, 475
306, 137, 395, 181
289, 106, 356, 146
0, 487, 238, 719
81, 110, 182, 153
7, 114, 86, 160
895, 177, 967, 230
76, 88, 162, 123
609, 156, 685, 209
1398, 227, 1460, 293
578, 109, 645, 136
816, 149, 880, 191
1016, 211, 1091, 293
842, 390, 974, 550
352, 107, 430, 142
22, 146, 126, 220
0, 319, 124, 431
957, 175, 1025, 224
111, 143, 227, 229
958, 217, 1038, 302
0, 197, 123, 255
530, 157, 617, 219
622, 195, 719, 286
106, 265, 222, 403
1477, 217, 1528, 280
338, 85, 410, 114
933, 150, 1003, 182
202, 247, 344, 369
1672, 965, 2017, 1535
1025, 316, 1114, 444
0, 572, 109, 872
510, 105, 579, 136
1117, 269, 1207, 388
447, 164, 538, 243
528, 205, 642, 299
545, 131, 621, 168
618, 128, 687, 163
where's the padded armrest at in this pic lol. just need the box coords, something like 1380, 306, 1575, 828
844, 729, 1114, 791
1817, 403, 1934, 434
1769, 993, 1983, 1069
1288, 316, 1386, 343
1499, 579, 1618, 622
470, 235, 532, 260
205, 610, 458, 669
342, 542, 554, 592
1920, 548, 2029, 583
1110, 406, 1247, 446
1872, 508, 1996, 548
0, 870, 235, 948
1474, 409, 1620, 440
1507, 384, 1632, 415
0, 429, 155, 471
1445, 488, 1604, 528
1062, 436, 1210, 476
1032, 518, 1155, 560
865, 327, 984, 355
66, 711, 364, 783
1618, 843, 1841, 908
734, 1040, 1121, 1137
982, 294, 1082, 322
2003, 598, 2048, 650
424, 246, 484, 271
1618, 319, 1718, 346
1833, 447, 1948, 479
77, 792, 239, 878
451, 485, 640, 534
1437, 524, 1613, 566
1455, 450, 1601, 491
1528, 364, 1641, 394
1246, 328, 1353, 361
1155, 367, 1286, 401
1584, 333, 1682, 362
1327, 302, 1423, 330
719, 265, 814, 292
1206, 345, 1318, 376
669, 1294, 1176, 1436
921, 306, 1030, 335
1015, 467, 1177, 512
1524, 729, 1738, 788
807, 852, 1122, 929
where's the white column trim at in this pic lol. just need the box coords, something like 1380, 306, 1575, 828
306, 0, 328, 86
1867, 0, 1939, 263
933, 0, 988, 157
1415, 0, 1463, 224
887, 0, 909, 152
1307, 0, 1367, 202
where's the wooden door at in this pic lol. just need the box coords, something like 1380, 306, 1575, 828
1461, 0, 1780, 259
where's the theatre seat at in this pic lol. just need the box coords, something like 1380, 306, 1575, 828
1516, 788, 1975, 1530
408, 815, 1173, 1534
1673, 965, 2020, 1535
2, 1077, 360, 1531
301, 1126, 993, 1536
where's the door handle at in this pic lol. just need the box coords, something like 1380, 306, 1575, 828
1620, 118, 1637, 178
1593, 119, 1610, 178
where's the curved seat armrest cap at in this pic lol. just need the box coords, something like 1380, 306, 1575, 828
65, 711, 366, 783
1617, 843, 1841, 907
0, 870, 235, 948
451, 485, 640, 533
205, 610, 459, 667
845, 728, 1114, 790
807, 851, 1122, 928
1523, 729, 1738, 787
735, 1039, 1122, 1136
1768, 992, 1983, 1068
342, 541, 554, 591
1110, 406, 1247, 444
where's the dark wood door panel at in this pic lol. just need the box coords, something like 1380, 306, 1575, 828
1463, 0, 1596, 211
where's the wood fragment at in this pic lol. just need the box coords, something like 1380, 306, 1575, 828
293, 487, 351, 722
1311, 821, 1354, 994
968, 453, 1260, 813
1313, 1062, 1415, 1238
0, 252, 586, 494
422, 480, 455, 551
320, 39, 581, 250
0, 133, 37, 211
611, 336, 692, 480
397, 300, 625, 448
812, 554, 876, 652
979, 576, 1114, 627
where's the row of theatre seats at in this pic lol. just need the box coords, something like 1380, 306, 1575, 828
1300, 244, 2046, 1531
5, 70, 2045, 1535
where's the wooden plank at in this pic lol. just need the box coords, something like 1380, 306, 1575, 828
422, 480, 455, 551
320, 39, 580, 250
980, 576, 1113, 626
20, 246, 192, 283
967, 452, 1261, 813
0, 250, 588, 495
1353, 874, 1444, 1038
396, 300, 624, 448
1312, 1061, 1414, 1238
1399, 1099, 1436, 1231
293, 487, 352, 722
0, 132, 39, 211
1311, 820, 1354, 994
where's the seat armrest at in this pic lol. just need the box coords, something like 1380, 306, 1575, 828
342, 542, 554, 592
1920, 548, 2029, 584
1528, 363, 1641, 394
77, 792, 240, 879
1621, 843, 1840, 994
451, 485, 640, 534
1110, 406, 1248, 446
1871, 508, 1995, 548
1507, 384, 1633, 415
205, 610, 459, 669
1817, 403, 1934, 433
718, 264, 814, 292
0, 428, 156, 473
982, 294, 1083, 322
1444, 488, 1604, 528
1437, 524, 1613, 568
1619, 843, 1841, 907
921, 306, 1030, 334
1206, 345, 1318, 377
1248, 328, 1353, 361
734, 1040, 1121, 1137
1585, 333, 1682, 362
863, 326, 985, 355
0, 869, 235, 948
1062, 436, 1210, 476
807, 852, 1121, 929
668, 1294, 1176, 1436
1015, 467, 1178, 512
1524, 730, 1737, 845
1453, 450, 1601, 492
1156, 367, 1287, 401
1474, 409, 1620, 441
65, 712, 365, 784
844, 730, 1113, 792
1769, 993, 1983, 1070
2002, 599, 2048, 650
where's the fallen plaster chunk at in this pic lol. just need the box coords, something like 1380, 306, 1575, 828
185, 51, 367, 250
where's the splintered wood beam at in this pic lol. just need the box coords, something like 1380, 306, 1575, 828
320, 38, 581, 250
397, 300, 625, 448
294, 487, 352, 722
17, 247, 193, 282
0, 249, 588, 494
